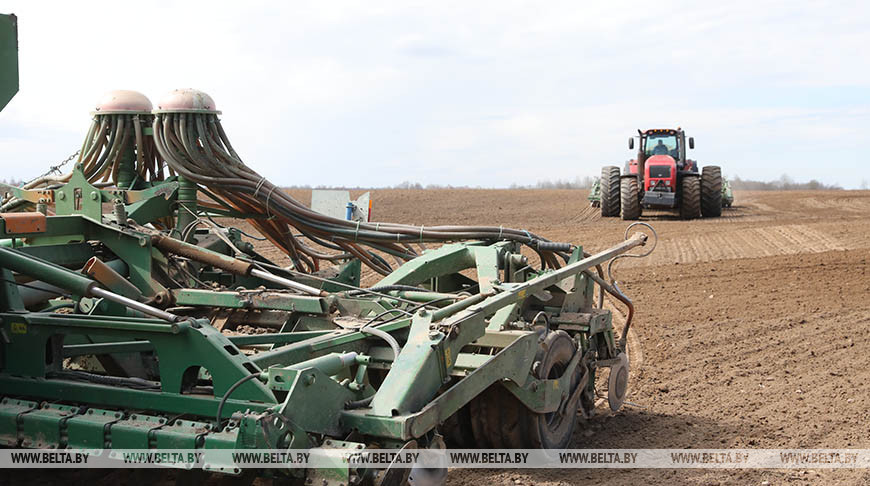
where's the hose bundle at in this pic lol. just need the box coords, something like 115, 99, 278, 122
77, 111, 166, 185
1, 90, 168, 212
152, 89, 572, 275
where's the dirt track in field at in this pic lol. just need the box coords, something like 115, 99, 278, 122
312, 188, 870, 486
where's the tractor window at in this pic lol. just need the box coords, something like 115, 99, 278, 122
644, 134, 679, 158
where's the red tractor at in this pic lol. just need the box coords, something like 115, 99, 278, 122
600, 128, 722, 220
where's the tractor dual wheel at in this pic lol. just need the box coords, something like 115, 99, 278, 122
620, 177, 641, 220
461, 331, 583, 449
600, 166, 621, 217
701, 166, 723, 218
679, 175, 701, 220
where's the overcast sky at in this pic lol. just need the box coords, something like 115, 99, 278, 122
2, 1, 869, 188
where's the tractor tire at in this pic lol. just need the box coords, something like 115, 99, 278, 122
620, 177, 641, 220
600, 166, 620, 217
468, 331, 581, 449
701, 166, 723, 218
679, 175, 701, 220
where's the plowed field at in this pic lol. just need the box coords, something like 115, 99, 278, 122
312, 188, 870, 485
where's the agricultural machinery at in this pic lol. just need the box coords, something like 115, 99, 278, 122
600, 128, 722, 220
587, 178, 601, 208
722, 178, 734, 208
0, 14, 655, 485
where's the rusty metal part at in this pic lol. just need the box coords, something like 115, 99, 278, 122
154, 88, 220, 114
0, 187, 54, 205
152, 233, 325, 296
583, 269, 634, 351
151, 234, 253, 275
1, 212, 46, 233
93, 90, 152, 115
82, 257, 142, 301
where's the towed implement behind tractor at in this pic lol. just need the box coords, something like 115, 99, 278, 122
0, 16, 655, 485
722, 177, 734, 208
587, 177, 601, 207
600, 128, 723, 220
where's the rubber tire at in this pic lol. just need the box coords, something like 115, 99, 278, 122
679, 175, 701, 220
469, 331, 580, 449
620, 177, 641, 220
441, 404, 476, 448
600, 166, 620, 217
701, 166, 723, 218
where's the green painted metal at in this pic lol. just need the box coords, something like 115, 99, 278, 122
124, 181, 179, 224
115, 143, 137, 190
0, 14, 18, 112
722, 177, 734, 207
55, 170, 104, 221
19, 402, 82, 448
13, 242, 95, 267
172, 288, 328, 314
0, 246, 96, 297
588, 177, 601, 205
374, 243, 476, 287
0, 398, 39, 445
65, 408, 123, 449
0, 89, 652, 482
176, 176, 198, 240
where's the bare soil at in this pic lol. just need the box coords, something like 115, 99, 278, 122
315, 188, 870, 486
11, 189, 870, 486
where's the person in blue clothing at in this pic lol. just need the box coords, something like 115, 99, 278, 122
651, 140, 669, 155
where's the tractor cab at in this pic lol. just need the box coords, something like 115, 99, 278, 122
625, 128, 696, 207
641, 130, 683, 163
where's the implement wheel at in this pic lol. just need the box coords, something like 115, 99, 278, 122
600, 166, 620, 217
701, 166, 723, 217
469, 331, 581, 449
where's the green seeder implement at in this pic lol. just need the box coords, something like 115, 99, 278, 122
0, 14, 654, 485
587, 178, 601, 208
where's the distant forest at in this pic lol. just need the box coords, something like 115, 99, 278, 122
728, 175, 844, 191
1, 174, 857, 192
511, 174, 849, 191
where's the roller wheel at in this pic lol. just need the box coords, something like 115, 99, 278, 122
441, 404, 476, 448
620, 177, 641, 220
600, 166, 620, 217
679, 175, 701, 220
469, 331, 581, 449
701, 166, 723, 217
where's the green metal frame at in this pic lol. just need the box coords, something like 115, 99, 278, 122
0, 14, 17, 111
0, 159, 646, 483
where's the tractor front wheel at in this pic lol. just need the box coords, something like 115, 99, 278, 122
620, 177, 641, 220
679, 175, 701, 219
701, 166, 723, 217
600, 166, 620, 217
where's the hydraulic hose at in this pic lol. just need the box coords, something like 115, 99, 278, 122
151, 110, 574, 275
